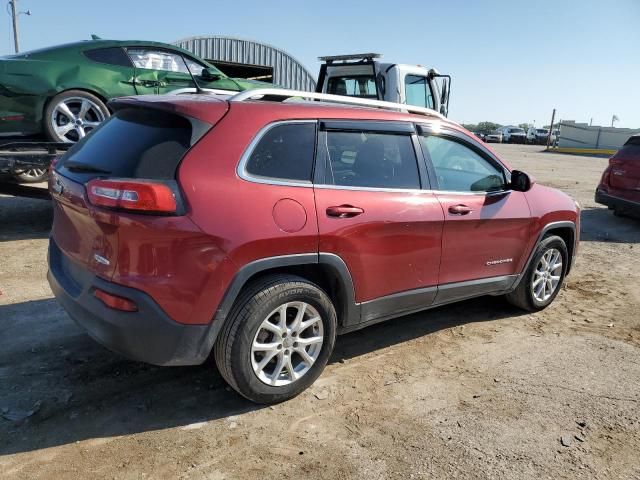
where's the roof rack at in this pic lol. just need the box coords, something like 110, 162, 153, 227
229, 88, 446, 121
318, 53, 381, 63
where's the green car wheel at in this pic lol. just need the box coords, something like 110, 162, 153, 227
44, 90, 109, 143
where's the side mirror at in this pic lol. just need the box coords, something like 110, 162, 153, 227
201, 68, 222, 81
510, 170, 534, 192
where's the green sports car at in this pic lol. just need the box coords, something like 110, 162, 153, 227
0, 38, 266, 144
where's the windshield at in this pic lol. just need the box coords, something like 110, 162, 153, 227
536, 129, 548, 134
510, 128, 525, 134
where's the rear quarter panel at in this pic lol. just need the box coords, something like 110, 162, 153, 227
177, 104, 321, 324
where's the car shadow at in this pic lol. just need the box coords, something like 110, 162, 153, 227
580, 206, 640, 244
0, 192, 52, 242
0, 295, 524, 456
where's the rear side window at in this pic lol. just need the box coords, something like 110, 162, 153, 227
60, 108, 206, 180
324, 131, 420, 189
245, 123, 316, 182
83, 47, 132, 68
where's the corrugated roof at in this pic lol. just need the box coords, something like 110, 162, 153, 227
173, 36, 316, 91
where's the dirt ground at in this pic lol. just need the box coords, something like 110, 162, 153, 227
1, 144, 639, 480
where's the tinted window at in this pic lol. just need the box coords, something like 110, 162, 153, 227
60, 108, 204, 181
615, 141, 640, 162
327, 76, 377, 98
245, 123, 316, 182
84, 47, 132, 67
420, 136, 506, 192
405, 75, 434, 109
324, 131, 420, 189
127, 48, 207, 74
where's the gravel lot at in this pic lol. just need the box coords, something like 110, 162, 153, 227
1, 144, 639, 479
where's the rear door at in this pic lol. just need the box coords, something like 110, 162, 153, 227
418, 126, 532, 290
609, 137, 640, 194
313, 121, 444, 324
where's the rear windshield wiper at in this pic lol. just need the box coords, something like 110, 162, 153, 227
63, 161, 111, 174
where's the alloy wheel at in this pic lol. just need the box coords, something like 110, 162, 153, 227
49, 97, 106, 143
15, 168, 47, 180
251, 301, 324, 386
532, 248, 563, 302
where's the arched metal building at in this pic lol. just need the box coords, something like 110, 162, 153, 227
173, 36, 316, 91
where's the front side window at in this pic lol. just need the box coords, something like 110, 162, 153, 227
324, 131, 420, 189
327, 76, 377, 98
420, 135, 506, 192
245, 123, 316, 182
127, 48, 206, 74
405, 75, 434, 109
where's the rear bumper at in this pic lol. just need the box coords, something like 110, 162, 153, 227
47, 239, 215, 366
595, 189, 640, 214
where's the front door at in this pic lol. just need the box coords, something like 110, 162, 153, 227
418, 129, 532, 294
313, 122, 444, 324
126, 48, 201, 95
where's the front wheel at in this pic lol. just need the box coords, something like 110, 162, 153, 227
13, 167, 48, 183
506, 235, 568, 311
214, 275, 337, 404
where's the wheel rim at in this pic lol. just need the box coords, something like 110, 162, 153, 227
50, 97, 106, 143
532, 248, 563, 302
17, 168, 47, 179
251, 301, 324, 387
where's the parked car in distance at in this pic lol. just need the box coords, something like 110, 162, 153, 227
48, 90, 580, 404
595, 134, 640, 217
485, 131, 503, 143
527, 127, 550, 145
499, 126, 526, 144
473, 132, 486, 142
0, 38, 267, 145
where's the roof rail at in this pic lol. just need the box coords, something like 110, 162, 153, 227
229, 88, 446, 121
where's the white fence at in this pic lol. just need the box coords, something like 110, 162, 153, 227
558, 121, 640, 150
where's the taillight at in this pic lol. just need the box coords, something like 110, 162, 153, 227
86, 179, 177, 213
600, 166, 612, 187
94, 288, 138, 312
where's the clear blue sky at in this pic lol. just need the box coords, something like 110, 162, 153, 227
4, 0, 639, 127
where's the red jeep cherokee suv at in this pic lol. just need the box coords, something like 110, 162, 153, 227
596, 134, 640, 217
48, 91, 580, 403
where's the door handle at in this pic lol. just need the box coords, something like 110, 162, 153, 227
448, 204, 472, 215
326, 205, 364, 218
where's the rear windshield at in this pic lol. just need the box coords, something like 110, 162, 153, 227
59, 108, 208, 181
615, 141, 640, 161
327, 75, 378, 98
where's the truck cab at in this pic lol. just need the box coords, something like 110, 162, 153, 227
316, 53, 451, 117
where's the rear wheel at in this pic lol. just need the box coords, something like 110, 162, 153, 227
214, 274, 337, 404
44, 90, 109, 143
506, 235, 568, 311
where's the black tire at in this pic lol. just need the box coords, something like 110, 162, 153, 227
214, 274, 337, 404
506, 235, 568, 312
43, 90, 110, 143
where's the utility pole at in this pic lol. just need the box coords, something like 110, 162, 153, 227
9, 0, 19, 53
545, 108, 556, 150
